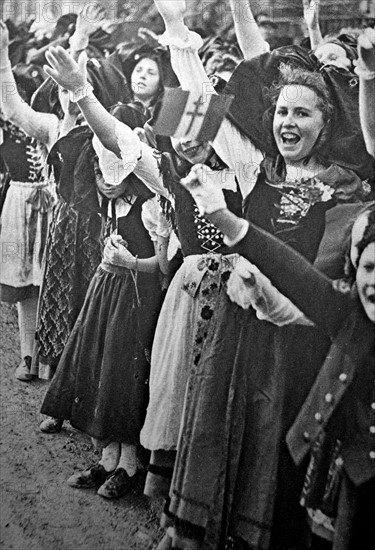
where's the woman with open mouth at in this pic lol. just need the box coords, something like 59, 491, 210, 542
182, 166, 375, 550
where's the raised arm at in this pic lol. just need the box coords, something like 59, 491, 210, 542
356, 27, 375, 157
155, 0, 209, 92
44, 45, 120, 155
228, 0, 269, 60
0, 20, 59, 147
302, 0, 323, 50
181, 165, 349, 336
154, 0, 263, 198
69, 3, 106, 61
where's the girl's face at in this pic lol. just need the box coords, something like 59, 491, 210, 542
131, 58, 161, 104
314, 43, 351, 71
273, 85, 325, 165
356, 242, 375, 323
173, 138, 213, 164
96, 177, 128, 200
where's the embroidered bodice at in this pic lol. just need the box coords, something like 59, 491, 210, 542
174, 183, 243, 257
0, 118, 48, 184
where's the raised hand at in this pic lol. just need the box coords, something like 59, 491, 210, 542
44, 46, 88, 92
0, 20, 10, 53
75, 3, 106, 38
302, 0, 320, 29
154, 0, 186, 25
180, 164, 227, 215
358, 27, 375, 73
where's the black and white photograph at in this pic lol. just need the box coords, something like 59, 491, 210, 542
0, 1, 374, 548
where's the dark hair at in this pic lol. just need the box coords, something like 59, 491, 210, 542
270, 63, 334, 124
344, 203, 375, 283
264, 63, 335, 158
130, 52, 164, 105
204, 52, 240, 78
354, 206, 375, 263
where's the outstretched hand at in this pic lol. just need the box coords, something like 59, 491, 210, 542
75, 3, 106, 38
154, 0, 186, 24
302, 0, 320, 28
44, 46, 88, 91
358, 27, 375, 73
0, 20, 10, 51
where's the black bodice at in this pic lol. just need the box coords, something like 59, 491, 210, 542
174, 183, 243, 257
0, 121, 45, 183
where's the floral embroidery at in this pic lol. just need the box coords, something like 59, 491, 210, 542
188, 254, 239, 371
201, 305, 214, 320
269, 177, 335, 227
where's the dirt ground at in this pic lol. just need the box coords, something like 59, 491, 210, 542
0, 302, 163, 550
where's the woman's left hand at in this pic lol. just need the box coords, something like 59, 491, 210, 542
103, 234, 136, 269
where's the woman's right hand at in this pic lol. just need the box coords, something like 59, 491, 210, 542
44, 46, 88, 92
0, 20, 10, 54
180, 163, 227, 215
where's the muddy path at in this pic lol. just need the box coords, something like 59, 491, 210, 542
0, 302, 163, 550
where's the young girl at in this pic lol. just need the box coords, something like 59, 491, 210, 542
41, 171, 169, 498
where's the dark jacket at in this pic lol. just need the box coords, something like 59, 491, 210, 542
237, 221, 375, 486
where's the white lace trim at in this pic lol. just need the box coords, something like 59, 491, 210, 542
159, 27, 203, 51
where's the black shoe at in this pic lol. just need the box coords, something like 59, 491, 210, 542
67, 463, 113, 488
97, 467, 137, 499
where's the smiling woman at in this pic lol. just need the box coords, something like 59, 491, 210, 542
269, 63, 334, 169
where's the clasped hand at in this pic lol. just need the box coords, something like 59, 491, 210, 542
103, 234, 136, 269
180, 164, 227, 215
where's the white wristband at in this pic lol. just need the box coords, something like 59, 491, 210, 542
68, 83, 94, 103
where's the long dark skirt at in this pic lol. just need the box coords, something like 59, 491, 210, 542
41, 263, 161, 444
169, 291, 329, 550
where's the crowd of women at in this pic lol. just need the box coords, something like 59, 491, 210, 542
1, 1, 374, 549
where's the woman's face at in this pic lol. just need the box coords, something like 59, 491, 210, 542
173, 138, 213, 164
356, 242, 375, 323
131, 58, 161, 104
273, 85, 325, 165
314, 43, 351, 71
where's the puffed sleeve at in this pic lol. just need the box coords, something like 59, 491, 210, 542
141, 196, 172, 242
227, 256, 314, 326
161, 27, 264, 199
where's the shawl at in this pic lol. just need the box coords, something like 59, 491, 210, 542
224, 45, 374, 181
